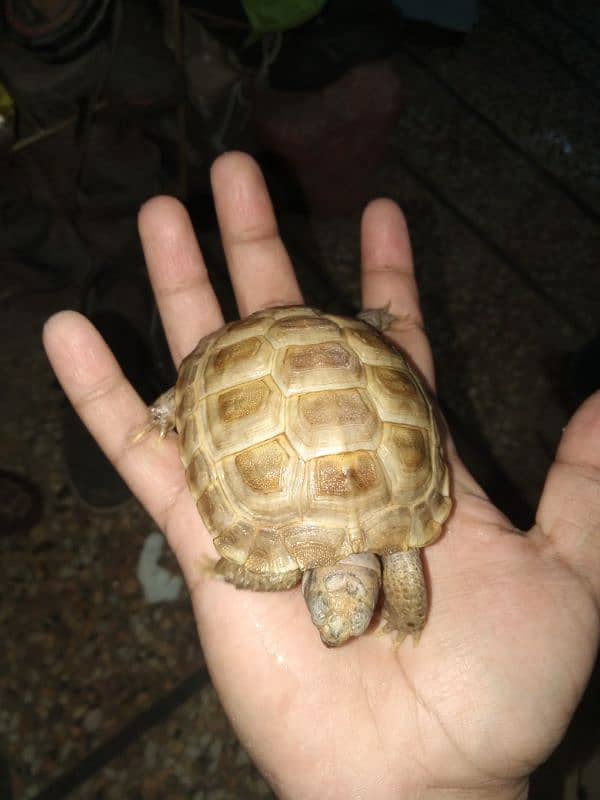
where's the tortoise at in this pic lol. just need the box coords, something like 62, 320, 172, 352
140, 306, 452, 646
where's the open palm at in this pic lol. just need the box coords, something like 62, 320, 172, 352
44, 153, 600, 800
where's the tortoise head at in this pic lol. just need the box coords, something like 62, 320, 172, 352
301, 555, 381, 647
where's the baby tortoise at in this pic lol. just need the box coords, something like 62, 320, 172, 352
140, 306, 451, 646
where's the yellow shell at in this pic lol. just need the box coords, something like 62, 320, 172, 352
175, 307, 451, 576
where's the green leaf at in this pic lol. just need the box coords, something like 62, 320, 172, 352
241, 0, 327, 33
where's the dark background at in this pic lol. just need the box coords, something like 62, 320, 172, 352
1, 1, 599, 797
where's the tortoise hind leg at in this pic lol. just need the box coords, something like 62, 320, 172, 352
381, 549, 427, 643
209, 558, 301, 591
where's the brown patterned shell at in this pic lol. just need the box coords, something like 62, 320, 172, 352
175, 306, 451, 575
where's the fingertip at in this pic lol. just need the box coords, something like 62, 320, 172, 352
43, 309, 87, 356
558, 390, 600, 470
210, 151, 274, 228
209, 151, 301, 316
43, 310, 118, 394
362, 197, 407, 231
572, 388, 600, 421
138, 195, 189, 238
209, 150, 258, 185
361, 198, 413, 274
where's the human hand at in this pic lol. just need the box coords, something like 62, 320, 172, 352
44, 152, 600, 800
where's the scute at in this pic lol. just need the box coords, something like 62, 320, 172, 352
220, 434, 302, 522
218, 380, 270, 422
287, 388, 380, 459
299, 388, 372, 427
214, 522, 254, 564
196, 481, 236, 533
366, 365, 430, 426
362, 506, 412, 553
266, 315, 342, 347
282, 523, 348, 569
273, 340, 366, 396
235, 439, 290, 493
203, 335, 274, 396
185, 451, 210, 498
304, 450, 390, 529
212, 315, 273, 347
180, 415, 199, 468
175, 306, 451, 575
204, 375, 284, 459
344, 327, 404, 368
378, 423, 433, 504
313, 450, 381, 498
244, 528, 298, 574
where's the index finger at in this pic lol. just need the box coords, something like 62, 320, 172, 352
42, 311, 210, 576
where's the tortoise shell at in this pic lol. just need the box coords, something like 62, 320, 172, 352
174, 306, 451, 576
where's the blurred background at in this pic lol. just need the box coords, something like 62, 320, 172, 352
1, 0, 599, 797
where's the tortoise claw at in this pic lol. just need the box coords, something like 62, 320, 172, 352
378, 609, 421, 647
132, 387, 177, 444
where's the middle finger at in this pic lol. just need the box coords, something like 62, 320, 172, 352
211, 152, 303, 316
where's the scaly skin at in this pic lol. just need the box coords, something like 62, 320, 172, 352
212, 557, 302, 591
381, 549, 427, 641
302, 554, 382, 646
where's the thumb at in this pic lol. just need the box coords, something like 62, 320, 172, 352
533, 390, 600, 605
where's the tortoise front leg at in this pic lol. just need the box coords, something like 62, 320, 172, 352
134, 387, 177, 441
381, 548, 427, 642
